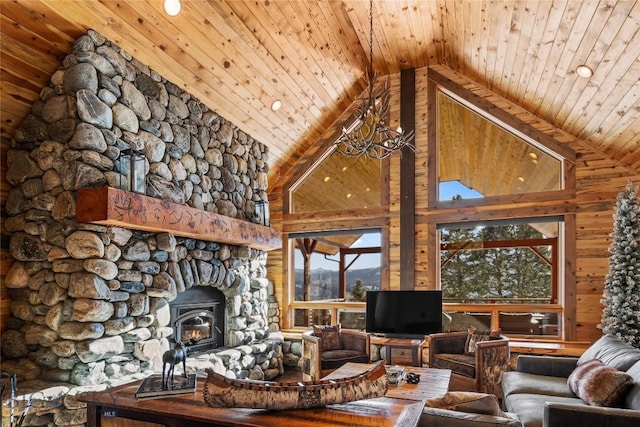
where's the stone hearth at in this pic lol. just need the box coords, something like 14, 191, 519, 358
2, 27, 283, 413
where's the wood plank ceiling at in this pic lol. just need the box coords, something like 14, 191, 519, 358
1, 0, 639, 195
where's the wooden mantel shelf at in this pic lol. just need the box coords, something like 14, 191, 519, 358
76, 187, 281, 251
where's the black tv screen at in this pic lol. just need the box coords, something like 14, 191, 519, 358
366, 290, 442, 338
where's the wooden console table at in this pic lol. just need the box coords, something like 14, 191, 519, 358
78, 374, 427, 427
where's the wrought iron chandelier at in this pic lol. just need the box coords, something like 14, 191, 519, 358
334, 0, 414, 160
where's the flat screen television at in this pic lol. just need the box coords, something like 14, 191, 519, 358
366, 290, 442, 338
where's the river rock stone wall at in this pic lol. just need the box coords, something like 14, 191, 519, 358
2, 27, 282, 397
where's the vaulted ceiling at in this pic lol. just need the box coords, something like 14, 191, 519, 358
2, 0, 639, 192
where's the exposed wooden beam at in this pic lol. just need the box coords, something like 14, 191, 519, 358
400, 68, 416, 290
76, 187, 281, 251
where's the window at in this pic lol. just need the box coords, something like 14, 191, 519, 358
428, 68, 575, 339
290, 148, 382, 213
436, 90, 563, 201
284, 131, 388, 330
440, 219, 562, 337
291, 230, 381, 328
440, 220, 557, 304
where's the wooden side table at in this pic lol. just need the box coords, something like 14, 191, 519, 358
384, 338, 425, 367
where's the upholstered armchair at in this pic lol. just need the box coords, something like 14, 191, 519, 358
428, 329, 510, 397
301, 325, 370, 381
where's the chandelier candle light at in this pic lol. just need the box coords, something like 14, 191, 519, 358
334, 0, 414, 159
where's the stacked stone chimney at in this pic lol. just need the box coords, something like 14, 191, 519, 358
2, 29, 282, 395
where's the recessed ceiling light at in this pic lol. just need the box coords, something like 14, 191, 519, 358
164, 0, 181, 16
323, 176, 331, 183
342, 166, 348, 172
528, 152, 538, 160
518, 176, 525, 182
271, 100, 282, 111
346, 193, 352, 199
576, 65, 593, 78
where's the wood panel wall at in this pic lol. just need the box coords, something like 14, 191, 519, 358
268, 64, 640, 343
388, 73, 402, 291
413, 68, 431, 289
267, 190, 286, 327
574, 152, 634, 340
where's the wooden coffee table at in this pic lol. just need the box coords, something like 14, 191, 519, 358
79, 365, 439, 427
324, 363, 451, 403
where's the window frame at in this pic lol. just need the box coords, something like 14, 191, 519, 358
439, 220, 560, 304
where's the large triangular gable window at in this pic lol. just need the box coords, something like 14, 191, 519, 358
436, 89, 563, 201
289, 146, 382, 213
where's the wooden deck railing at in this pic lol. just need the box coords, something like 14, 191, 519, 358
290, 299, 563, 336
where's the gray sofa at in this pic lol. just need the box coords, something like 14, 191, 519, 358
502, 334, 640, 427
419, 391, 523, 426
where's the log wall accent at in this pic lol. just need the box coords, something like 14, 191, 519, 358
76, 187, 281, 252
400, 69, 416, 290
1, 137, 10, 330
0, 240, 11, 331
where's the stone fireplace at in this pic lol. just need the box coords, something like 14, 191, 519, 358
1, 27, 284, 405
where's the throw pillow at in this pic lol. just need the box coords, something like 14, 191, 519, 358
464, 327, 501, 355
312, 324, 342, 351
567, 359, 634, 407
424, 391, 506, 416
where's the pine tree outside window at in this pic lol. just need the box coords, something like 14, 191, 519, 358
439, 218, 562, 337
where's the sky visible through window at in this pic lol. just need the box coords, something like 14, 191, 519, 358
439, 180, 483, 200
295, 233, 380, 270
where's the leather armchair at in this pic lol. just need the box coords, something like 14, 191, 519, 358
301, 326, 370, 381
428, 331, 510, 396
